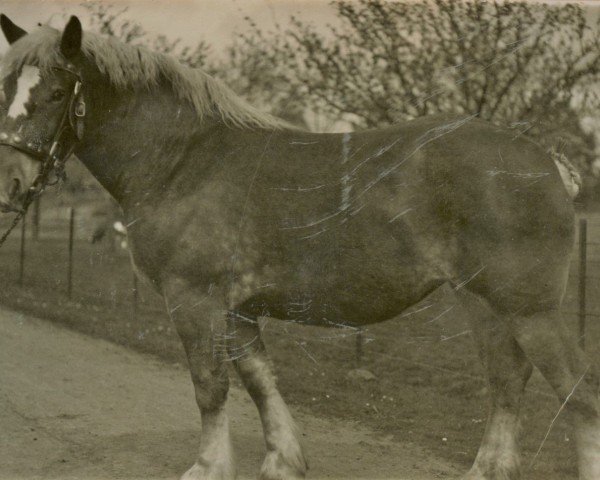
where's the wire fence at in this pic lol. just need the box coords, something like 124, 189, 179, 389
567, 216, 600, 349
10, 206, 600, 368
13, 204, 142, 319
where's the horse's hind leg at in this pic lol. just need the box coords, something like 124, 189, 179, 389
163, 278, 235, 480
507, 309, 600, 480
226, 311, 308, 480
459, 292, 533, 480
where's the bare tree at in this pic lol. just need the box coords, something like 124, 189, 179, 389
81, 3, 308, 125
79, 1, 600, 173
82, 2, 210, 68
228, 0, 600, 169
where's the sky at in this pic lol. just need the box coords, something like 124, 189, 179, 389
1, 1, 599, 57
2, 0, 600, 135
0, 0, 340, 57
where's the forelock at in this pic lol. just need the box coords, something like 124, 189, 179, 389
0, 26, 62, 80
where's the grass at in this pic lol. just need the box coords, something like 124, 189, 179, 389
1, 200, 599, 479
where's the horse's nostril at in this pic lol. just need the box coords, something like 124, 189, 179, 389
8, 178, 20, 199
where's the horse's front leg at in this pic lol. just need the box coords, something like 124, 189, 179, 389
226, 310, 308, 480
163, 278, 235, 480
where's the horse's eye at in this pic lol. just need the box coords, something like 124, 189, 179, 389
50, 89, 66, 102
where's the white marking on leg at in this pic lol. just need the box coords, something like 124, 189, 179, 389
575, 419, 600, 480
531, 366, 589, 467
260, 393, 307, 478
468, 410, 521, 479
239, 357, 307, 479
8, 66, 41, 119
181, 408, 236, 480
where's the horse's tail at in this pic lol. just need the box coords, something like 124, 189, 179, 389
549, 147, 582, 199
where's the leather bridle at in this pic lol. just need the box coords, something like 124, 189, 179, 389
0, 62, 85, 247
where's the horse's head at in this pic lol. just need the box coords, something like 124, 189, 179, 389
0, 15, 83, 213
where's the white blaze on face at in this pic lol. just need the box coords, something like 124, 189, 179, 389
8, 66, 41, 119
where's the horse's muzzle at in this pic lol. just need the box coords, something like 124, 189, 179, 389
0, 178, 25, 213
0, 200, 22, 213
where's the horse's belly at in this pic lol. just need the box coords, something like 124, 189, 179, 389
239, 258, 446, 326
238, 214, 454, 325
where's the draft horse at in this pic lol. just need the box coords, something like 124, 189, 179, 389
0, 15, 596, 480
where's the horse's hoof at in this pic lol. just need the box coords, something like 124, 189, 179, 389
461, 466, 520, 480
180, 461, 236, 480
259, 449, 308, 480
461, 469, 486, 480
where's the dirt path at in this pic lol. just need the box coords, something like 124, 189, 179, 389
0, 308, 459, 480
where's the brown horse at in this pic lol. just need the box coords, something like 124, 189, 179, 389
0, 15, 596, 480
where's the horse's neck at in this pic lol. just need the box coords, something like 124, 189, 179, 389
74, 83, 215, 206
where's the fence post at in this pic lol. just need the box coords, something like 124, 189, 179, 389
32, 196, 40, 241
578, 218, 587, 349
355, 327, 364, 368
132, 270, 138, 320
67, 207, 75, 299
18, 213, 26, 286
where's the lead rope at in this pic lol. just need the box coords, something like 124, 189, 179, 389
0, 206, 27, 246
0, 172, 47, 248
0, 144, 72, 248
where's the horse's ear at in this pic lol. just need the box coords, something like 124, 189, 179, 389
0, 14, 27, 45
60, 16, 82, 59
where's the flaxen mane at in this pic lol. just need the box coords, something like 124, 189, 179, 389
0, 25, 292, 130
